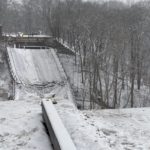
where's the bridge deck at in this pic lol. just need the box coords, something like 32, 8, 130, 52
7, 47, 61, 85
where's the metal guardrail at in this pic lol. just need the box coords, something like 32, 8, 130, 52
42, 100, 77, 150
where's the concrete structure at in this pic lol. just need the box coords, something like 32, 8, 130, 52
7, 47, 61, 86
7, 35, 55, 48
42, 100, 77, 150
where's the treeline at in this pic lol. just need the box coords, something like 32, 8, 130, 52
50, 0, 150, 108
0, 0, 58, 34
1, 0, 150, 108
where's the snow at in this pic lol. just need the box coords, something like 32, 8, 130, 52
57, 99, 150, 150
0, 100, 53, 150
82, 108, 150, 150
7, 47, 61, 85
58, 53, 93, 109
51, 50, 67, 80
48, 83, 150, 150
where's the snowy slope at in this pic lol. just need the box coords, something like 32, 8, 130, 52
57, 100, 150, 150
0, 100, 53, 150
82, 108, 150, 150
47, 83, 150, 150
7, 47, 61, 85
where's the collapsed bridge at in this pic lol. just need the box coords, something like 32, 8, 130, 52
6, 35, 77, 150
7, 47, 62, 86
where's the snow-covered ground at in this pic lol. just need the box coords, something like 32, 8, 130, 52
0, 100, 53, 150
82, 108, 150, 150
53, 86, 150, 150
58, 54, 88, 108
11, 79, 150, 150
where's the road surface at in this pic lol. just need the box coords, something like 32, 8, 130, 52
7, 47, 61, 85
